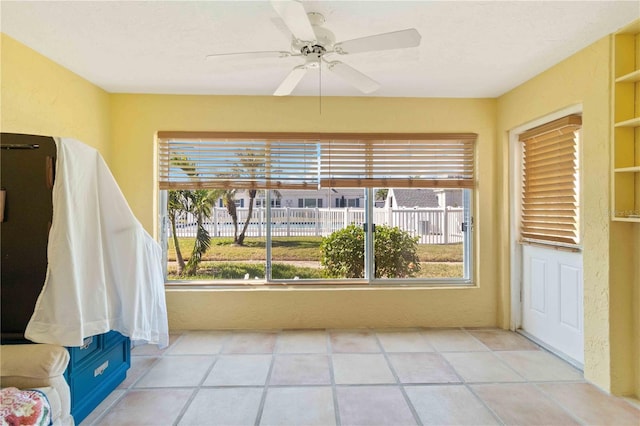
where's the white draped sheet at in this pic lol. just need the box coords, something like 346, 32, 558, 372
25, 138, 169, 348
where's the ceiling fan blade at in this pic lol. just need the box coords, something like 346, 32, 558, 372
206, 51, 293, 61
274, 66, 308, 96
327, 61, 380, 94
270, 0, 316, 42
334, 28, 421, 55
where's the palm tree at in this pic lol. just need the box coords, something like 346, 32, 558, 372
167, 190, 189, 275
376, 188, 389, 201
228, 150, 265, 246
169, 155, 224, 275
184, 189, 222, 276
236, 189, 257, 246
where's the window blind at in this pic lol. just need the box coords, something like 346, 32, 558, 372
158, 138, 319, 190
320, 135, 476, 188
158, 132, 476, 190
519, 115, 581, 245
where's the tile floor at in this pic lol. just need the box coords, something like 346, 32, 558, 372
80, 328, 640, 426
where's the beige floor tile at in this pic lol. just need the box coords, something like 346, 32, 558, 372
269, 354, 331, 385
405, 385, 499, 425
135, 356, 214, 387
330, 330, 380, 353
118, 356, 159, 389
203, 354, 272, 386
337, 386, 417, 426
259, 387, 335, 426
537, 382, 640, 425
422, 329, 489, 352
333, 354, 396, 384
443, 352, 523, 383
222, 331, 277, 354
376, 330, 434, 352
389, 353, 461, 384
496, 350, 583, 382
472, 383, 580, 425
95, 389, 193, 426
276, 330, 328, 353
79, 390, 125, 426
131, 333, 182, 356
178, 388, 263, 426
468, 329, 539, 351
167, 331, 230, 355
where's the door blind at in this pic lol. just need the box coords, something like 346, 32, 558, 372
519, 115, 581, 245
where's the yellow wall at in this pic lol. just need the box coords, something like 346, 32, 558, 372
497, 36, 639, 396
0, 34, 111, 160
110, 94, 500, 330
3, 31, 638, 397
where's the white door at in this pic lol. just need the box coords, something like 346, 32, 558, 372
522, 244, 583, 364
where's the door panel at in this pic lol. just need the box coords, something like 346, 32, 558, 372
530, 258, 547, 313
522, 244, 583, 364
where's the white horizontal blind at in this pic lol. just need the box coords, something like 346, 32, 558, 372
159, 139, 319, 190
520, 115, 581, 245
320, 136, 476, 188
158, 133, 476, 190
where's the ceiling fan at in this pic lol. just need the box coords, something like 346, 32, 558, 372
205, 0, 421, 96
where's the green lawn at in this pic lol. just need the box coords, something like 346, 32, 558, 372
167, 236, 463, 281
168, 236, 462, 262
167, 261, 462, 281
167, 261, 325, 280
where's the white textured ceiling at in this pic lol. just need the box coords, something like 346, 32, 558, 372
1, 1, 638, 98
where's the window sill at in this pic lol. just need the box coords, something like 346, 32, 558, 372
164, 280, 476, 290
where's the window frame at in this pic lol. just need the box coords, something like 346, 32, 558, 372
158, 131, 477, 287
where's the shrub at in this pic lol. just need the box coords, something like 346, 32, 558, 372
374, 225, 422, 278
320, 224, 421, 278
320, 224, 365, 278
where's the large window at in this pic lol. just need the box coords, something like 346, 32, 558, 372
158, 132, 476, 285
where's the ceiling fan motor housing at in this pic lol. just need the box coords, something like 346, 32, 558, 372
292, 12, 335, 58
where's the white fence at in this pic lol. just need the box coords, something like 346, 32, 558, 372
172, 207, 465, 244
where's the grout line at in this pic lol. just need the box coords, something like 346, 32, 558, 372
327, 330, 341, 426
253, 336, 277, 426
465, 383, 506, 425
372, 329, 424, 426
430, 330, 505, 426
172, 353, 219, 426
532, 382, 590, 425
171, 388, 199, 426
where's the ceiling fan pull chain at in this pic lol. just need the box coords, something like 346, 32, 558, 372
319, 57, 322, 115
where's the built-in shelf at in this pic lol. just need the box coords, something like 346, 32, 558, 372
613, 217, 640, 222
611, 19, 640, 223
616, 69, 640, 83
614, 166, 640, 173
614, 117, 640, 128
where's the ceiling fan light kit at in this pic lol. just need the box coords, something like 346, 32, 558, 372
205, 0, 421, 97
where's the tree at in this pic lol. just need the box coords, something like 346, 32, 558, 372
376, 188, 389, 201
183, 189, 222, 276
169, 156, 223, 276
221, 189, 239, 243
236, 189, 256, 246
167, 190, 189, 275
